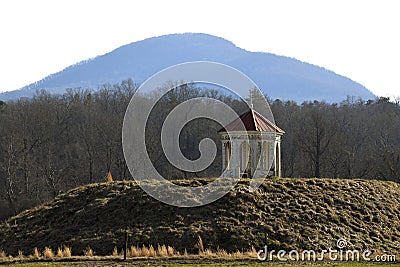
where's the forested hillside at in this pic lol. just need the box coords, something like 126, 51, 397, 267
0, 79, 399, 219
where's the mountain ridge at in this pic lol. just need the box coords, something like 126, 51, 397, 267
0, 33, 375, 103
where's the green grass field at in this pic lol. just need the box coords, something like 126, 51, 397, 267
5, 264, 400, 267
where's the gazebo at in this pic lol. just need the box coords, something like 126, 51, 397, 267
218, 109, 285, 178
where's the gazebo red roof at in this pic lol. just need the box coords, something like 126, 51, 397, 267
219, 109, 285, 134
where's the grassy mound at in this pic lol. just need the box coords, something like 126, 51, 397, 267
0, 178, 399, 256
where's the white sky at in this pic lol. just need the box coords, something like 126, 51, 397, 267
0, 0, 399, 98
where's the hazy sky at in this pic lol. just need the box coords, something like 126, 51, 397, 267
0, 0, 399, 98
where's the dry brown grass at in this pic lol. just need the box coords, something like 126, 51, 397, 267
63, 246, 72, 257
167, 245, 174, 256
0, 243, 274, 262
56, 247, 63, 258
245, 246, 257, 258
157, 244, 168, 257
43, 247, 54, 259
32, 247, 40, 259
112, 246, 118, 256
106, 172, 113, 182
130, 245, 140, 257
1, 178, 399, 256
216, 248, 228, 257
126, 244, 178, 258
141, 245, 150, 257
196, 236, 204, 254
195, 247, 258, 259
148, 245, 156, 257
231, 250, 244, 259
202, 249, 215, 257
83, 246, 94, 257
17, 250, 24, 259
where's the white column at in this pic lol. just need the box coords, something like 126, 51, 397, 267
263, 141, 267, 169
231, 140, 239, 177
268, 141, 274, 175
277, 140, 282, 177
263, 141, 268, 170
250, 140, 257, 177
273, 141, 277, 176
221, 141, 226, 172
227, 142, 231, 170
259, 142, 264, 170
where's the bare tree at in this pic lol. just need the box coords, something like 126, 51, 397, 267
295, 102, 339, 178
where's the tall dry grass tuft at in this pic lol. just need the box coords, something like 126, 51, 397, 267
43, 247, 54, 259
63, 246, 72, 257
0, 250, 6, 259
148, 245, 156, 257
18, 250, 24, 259
141, 245, 150, 257
167, 245, 174, 256
32, 247, 40, 259
56, 247, 63, 258
84, 246, 94, 257
231, 250, 244, 259
157, 244, 168, 257
246, 246, 257, 258
112, 246, 118, 257
216, 248, 228, 257
203, 249, 215, 257
130, 246, 140, 257
197, 236, 204, 254
125, 248, 131, 258
106, 171, 113, 182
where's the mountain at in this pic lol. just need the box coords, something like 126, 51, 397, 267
0, 178, 398, 256
0, 33, 375, 103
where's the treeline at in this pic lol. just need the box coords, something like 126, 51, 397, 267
274, 97, 400, 180
0, 80, 137, 219
0, 79, 399, 219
